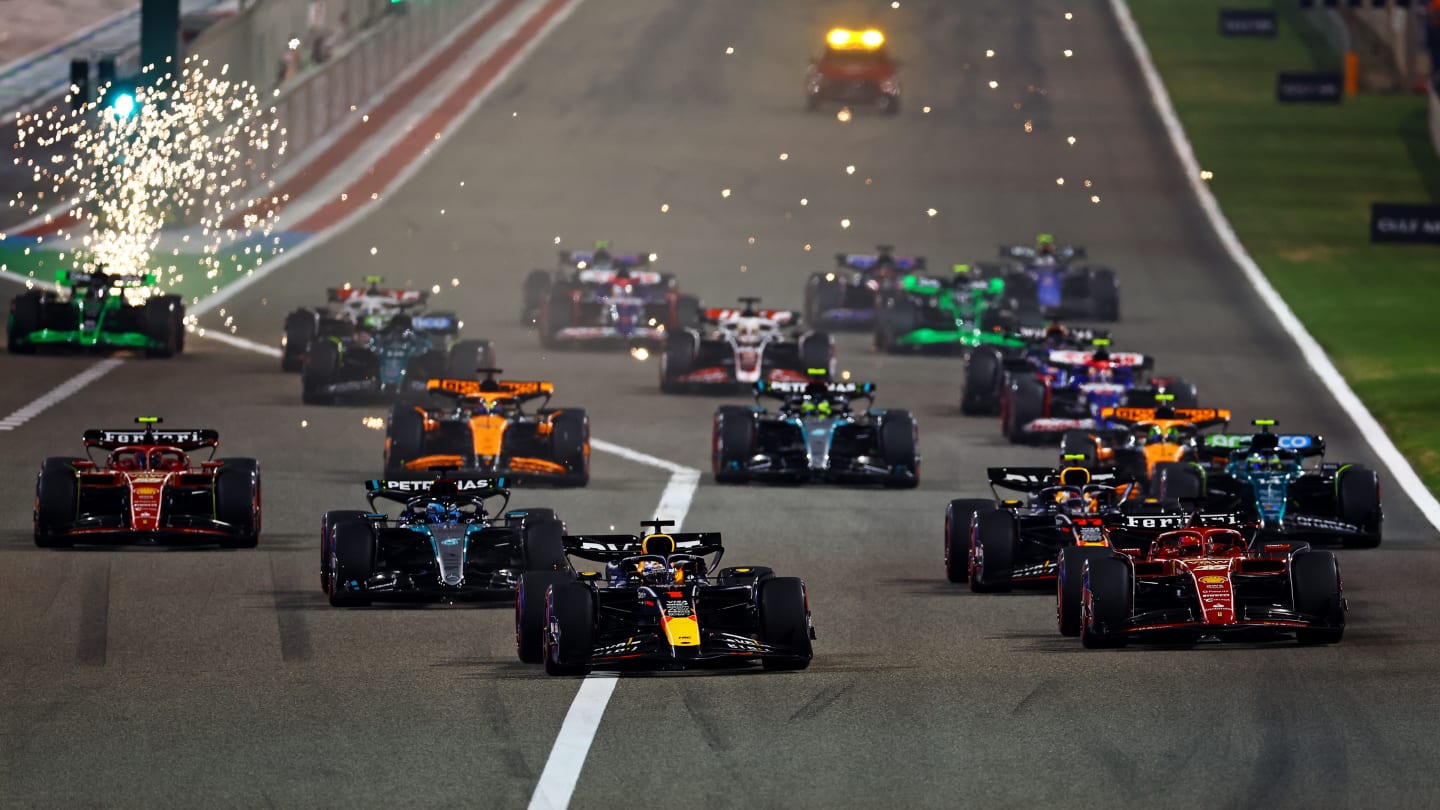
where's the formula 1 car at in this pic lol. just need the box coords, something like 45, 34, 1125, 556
660, 298, 835, 393
805, 28, 900, 114
712, 378, 919, 487
301, 313, 493, 406
524, 243, 700, 347
1073, 523, 1345, 647
1151, 420, 1382, 548
8, 269, 184, 357
322, 473, 570, 606
960, 323, 1111, 415
1057, 397, 1232, 487
384, 371, 589, 486
33, 417, 260, 548
514, 520, 814, 674
872, 268, 1022, 354
979, 237, 1119, 321
998, 341, 1197, 444
943, 463, 1146, 590
804, 245, 925, 329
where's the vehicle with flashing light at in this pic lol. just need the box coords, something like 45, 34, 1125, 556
974, 235, 1119, 322
805, 28, 900, 113
660, 297, 835, 393
522, 241, 700, 348
321, 471, 569, 606
1070, 518, 1345, 647
804, 245, 925, 329
711, 377, 919, 487
384, 370, 589, 486
33, 417, 259, 548
997, 339, 1197, 444
1149, 419, 1382, 548
1056, 396, 1232, 487
8, 268, 185, 357
515, 520, 814, 675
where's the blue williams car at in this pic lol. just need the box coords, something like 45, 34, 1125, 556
321, 474, 569, 606
711, 378, 918, 487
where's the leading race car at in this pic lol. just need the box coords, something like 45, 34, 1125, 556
524, 242, 700, 347
514, 520, 814, 675
8, 268, 185, 357
1074, 522, 1345, 648
384, 371, 590, 486
980, 235, 1119, 321
1151, 419, 1382, 548
321, 473, 569, 606
33, 417, 260, 548
660, 298, 835, 393
712, 378, 919, 487
805, 28, 900, 114
805, 245, 925, 330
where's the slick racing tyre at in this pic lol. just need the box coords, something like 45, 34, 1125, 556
961, 347, 1003, 416
282, 311, 316, 372
540, 292, 573, 349
1059, 429, 1097, 467
384, 403, 427, 477
329, 516, 376, 607
880, 410, 920, 488
804, 273, 845, 327
713, 406, 755, 484
1081, 557, 1132, 648
516, 571, 573, 663
1152, 461, 1204, 502
874, 296, 917, 355
1338, 465, 1382, 548
1002, 375, 1045, 444
544, 583, 595, 676
302, 340, 341, 405
799, 331, 835, 375
660, 332, 696, 394
34, 457, 81, 547
671, 294, 701, 331
521, 270, 552, 326
945, 499, 994, 583
550, 409, 590, 487
215, 458, 261, 548
8, 292, 42, 354
759, 577, 813, 671
446, 339, 497, 378
1158, 378, 1198, 409
970, 510, 1016, 592
321, 510, 369, 592
1058, 546, 1112, 636
143, 295, 185, 358
520, 512, 569, 572
1291, 551, 1345, 644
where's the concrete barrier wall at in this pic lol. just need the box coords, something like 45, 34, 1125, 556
188, 0, 391, 94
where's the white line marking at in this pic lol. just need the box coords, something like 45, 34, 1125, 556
191, 328, 283, 357
529, 445, 701, 810
1110, 0, 1440, 532
0, 358, 123, 430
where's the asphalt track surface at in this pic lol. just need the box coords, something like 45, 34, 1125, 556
3, 1, 1440, 807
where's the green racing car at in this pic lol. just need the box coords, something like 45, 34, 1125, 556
7, 269, 185, 357
873, 265, 1027, 354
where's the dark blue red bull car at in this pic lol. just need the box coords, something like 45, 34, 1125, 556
804, 245, 925, 330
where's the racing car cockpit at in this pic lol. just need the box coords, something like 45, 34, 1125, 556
606, 532, 711, 587
106, 446, 191, 472
399, 494, 486, 527
1150, 528, 1248, 560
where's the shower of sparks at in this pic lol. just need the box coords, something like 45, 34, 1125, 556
14, 57, 285, 303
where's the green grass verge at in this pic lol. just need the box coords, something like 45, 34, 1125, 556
1129, 0, 1440, 495
0, 244, 265, 306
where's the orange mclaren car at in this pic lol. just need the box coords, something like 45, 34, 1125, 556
1059, 395, 1230, 489
384, 370, 589, 486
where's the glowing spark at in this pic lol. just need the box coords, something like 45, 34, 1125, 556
1090, 195, 1101, 203
840, 218, 851, 228
845, 165, 856, 175
988, 80, 999, 89
923, 105, 932, 113
837, 108, 852, 122
1065, 12, 1074, 20
779, 152, 789, 160
630, 347, 650, 361
800, 198, 808, 206
362, 417, 386, 430
1056, 178, 1065, 185
660, 203, 670, 213
926, 208, 938, 217
985, 49, 996, 58
370, 246, 378, 255
721, 188, 732, 198
1023, 120, 1034, 133
725, 47, 734, 55
1066, 135, 1077, 145
1064, 49, 1074, 58
1200, 170, 1214, 180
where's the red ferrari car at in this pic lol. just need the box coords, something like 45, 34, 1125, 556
805, 28, 900, 114
33, 417, 261, 548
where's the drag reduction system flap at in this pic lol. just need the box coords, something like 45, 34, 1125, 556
987, 466, 1129, 493
83, 417, 219, 450
562, 532, 724, 564
1203, 432, 1325, 457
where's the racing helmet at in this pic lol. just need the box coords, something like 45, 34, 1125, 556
735, 319, 763, 345
385, 313, 414, 334
1153, 531, 1204, 559
1205, 530, 1247, 558
1036, 233, 1056, 256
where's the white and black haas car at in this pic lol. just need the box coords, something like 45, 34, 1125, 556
321, 473, 569, 607
660, 297, 835, 393
712, 378, 919, 487
515, 520, 814, 675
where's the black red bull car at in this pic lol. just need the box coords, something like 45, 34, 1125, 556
515, 521, 814, 675
1066, 520, 1344, 647
660, 298, 835, 393
33, 417, 260, 548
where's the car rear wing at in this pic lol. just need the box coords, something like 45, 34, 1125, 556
560, 250, 651, 268
58, 270, 155, 288
562, 532, 724, 563
326, 286, 428, 306
1106, 511, 1244, 532
1000, 244, 1086, 261
987, 466, 1129, 493
1100, 406, 1231, 429
1046, 349, 1150, 369
1012, 325, 1109, 345
1201, 433, 1325, 458
703, 307, 797, 325
427, 377, 554, 405
835, 253, 925, 271
754, 380, 875, 402
364, 476, 510, 512
83, 428, 220, 450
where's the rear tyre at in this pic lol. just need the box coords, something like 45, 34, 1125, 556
660, 332, 695, 394
969, 509, 1016, 593
215, 458, 261, 548
1058, 547, 1111, 636
1160, 378, 1198, 409
281, 311, 316, 372
671, 294, 701, 331
321, 509, 369, 593
713, 406, 755, 484
34, 457, 80, 547
1081, 557, 1131, 648
759, 577, 813, 671
874, 296, 916, 354
446, 339, 496, 378
143, 296, 184, 358
945, 499, 993, 583
384, 403, 427, 477
1338, 465, 1382, 548
329, 517, 375, 607
1152, 461, 1204, 502
1003, 375, 1045, 444
516, 571, 573, 663
804, 274, 845, 327
302, 340, 341, 405
544, 583, 595, 676
961, 347, 1003, 416
799, 331, 834, 375
879, 410, 919, 488
1059, 429, 1097, 466
1292, 551, 1345, 644
550, 409, 590, 487
521, 270, 552, 326
539, 292, 572, 348
8, 293, 42, 354
520, 514, 569, 572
